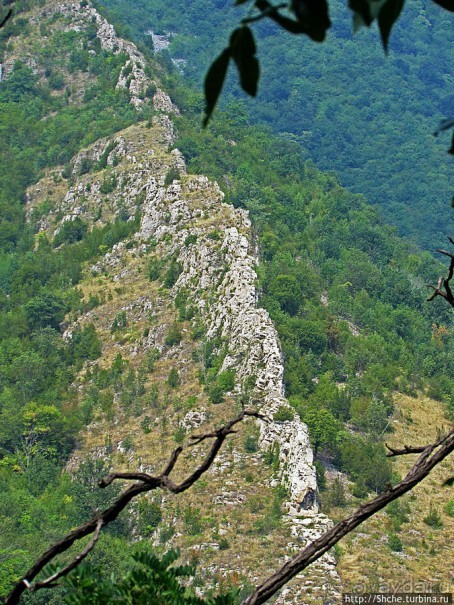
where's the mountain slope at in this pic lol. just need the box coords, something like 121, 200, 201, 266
0, 1, 452, 603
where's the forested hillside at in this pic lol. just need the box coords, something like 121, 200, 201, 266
97, 0, 454, 249
0, 1, 453, 603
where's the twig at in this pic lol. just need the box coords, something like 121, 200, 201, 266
243, 428, 454, 605
386, 444, 427, 456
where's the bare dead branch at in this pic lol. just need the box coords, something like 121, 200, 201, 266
427, 237, 454, 307
4, 409, 259, 605
386, 443, 427, 456
99, 471, 156, 487
30, 519, 104, 591
243, 428, 454, 605
386, 431, 449, 457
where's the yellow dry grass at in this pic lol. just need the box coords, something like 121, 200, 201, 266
337, 393, 454, 593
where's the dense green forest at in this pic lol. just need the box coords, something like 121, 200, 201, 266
0, 0, 453, 602
173, 109, 453, 493
96, 0, 454, 249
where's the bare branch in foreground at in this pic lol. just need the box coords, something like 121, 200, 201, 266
427, 237, 454, 307
243, 428, 454, 605
385, 431, 449, 457
29, 519, 104, 592
4, 410, 261, 605
5, 415, 453, 605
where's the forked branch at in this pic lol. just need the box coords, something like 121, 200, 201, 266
427, 236, 454, 307
5, 418, 453, 605
4, 410, 262, 605
243, 428, 454, 605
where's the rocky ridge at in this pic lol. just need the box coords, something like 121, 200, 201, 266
22, 2, 341, 601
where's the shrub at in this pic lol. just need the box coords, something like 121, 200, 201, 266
273, 406, 294, 422
164, 166, 180, 186
217, 369, 235, 392
78, 156, 92, 175
184, 234, 197, 246
183, 507, 203, 535
167, 368, 181, 388
140, 416, 151, 434
388, 532, 403, 552
100, 174, 117, 194
244, 434, 259, 453
138, 499, 162, 536
165, 323, 182, 346
163, 260, 182, 288
325, 477, 347, 508
207, 384, 224, 404
53, 217, 87, 246
122, 435, 134, 451
314, 460, 326, 491
445, 500, 454, 517
173, 426, 186, 444
423, 508, 443, 529
147, 257, 163, 281
111, 310, 127, 333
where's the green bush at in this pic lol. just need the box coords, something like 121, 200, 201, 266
445, 500, 454, 517
423, 508, 443, 529
273, 406, 294, 422
147, 256, 163, 281
53, 217, 87, 246
173, 426, 186, 444
207, 383, 225, 404
165, 323, 182, 346
164, 166, 180, 186
217, 369, 235, 392
388, 532, 403, 552
167, 368, 181, 388
163, 260, 182, 288
243, 434, 259, 453
183, 507, 203, 535
184, 234, 197, 246
111, 310, 127, 333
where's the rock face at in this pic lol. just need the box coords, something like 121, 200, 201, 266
137, 153, 340, 603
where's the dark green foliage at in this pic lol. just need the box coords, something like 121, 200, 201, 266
207, 383, 225, 404
167, 367, 181, 388
164, 166, 181, 186
243, 434, 259, 453
184, 234, 198, 246
263, 442, 280, 471
273, 406, 294, 422
165, 322, 182, 346
69, 324, 102, 364
216, 369, 235, 392
423, 508, 443, 529
24, 293, 67, 331
323, 477, 347, 509
183, 507, 203, 536
147, 256, 164, 281
388, 532, 403, 552
163, 259, 183, 288
62, 546, 238, 604
111, 310, 127, 333
100, 173, 118, 194
444, 501, 454, 517
314, 460, 326, 491
53, 218, 88, 247
137, 498, 162, 536
386, 499, 410, 532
